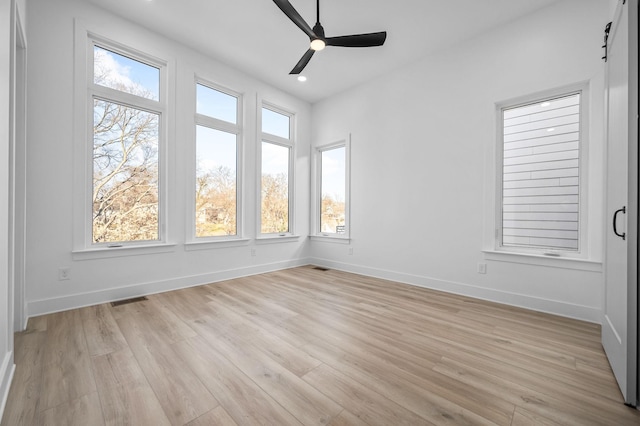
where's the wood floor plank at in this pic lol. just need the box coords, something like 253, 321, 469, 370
24, 315, 47, 332
300, 331, 512, 426
37, 392, 105, 426
0, 331, 46, 426
204, 296, 322, 377
92, 348, 172, 426
40, 310, 97, 411
155, 285, 218, 322
116, 312, 218, 425
186, 406, 238, 426
412, 325, 623, 402
303, 364, 434, 426
81, 303, 128, 356
205, 329, 343, 424
128, 295, 198, 344
433, 356, 640, 426
173, 336, 305, 426
3, 266, 639, 426
510, 407, 565, 426
214, 285, 299, 324
328, 410, 371, 426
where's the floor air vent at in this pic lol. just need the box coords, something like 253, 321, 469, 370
313, 266, 330, 271
111, 296, 148, 307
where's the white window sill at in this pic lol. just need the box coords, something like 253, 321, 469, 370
184, 238, 251, 251
255, 234, 302, 244
72, 243, 177, 260
310, 235, 351, 244
482, 250, 602, 272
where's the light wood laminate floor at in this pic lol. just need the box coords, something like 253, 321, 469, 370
2, 266, 639, 425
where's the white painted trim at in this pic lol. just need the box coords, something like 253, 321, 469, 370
11, 1, 27, 333
604, 314, 623, 345
309, 235, 350, 244
26, 258, 311, 318
72, 243, 177, 261
189, 77, 245, 243
0, 351, 15, 421
73, 20, 175, 251
311, 135, 351, 238
310, 257, 601, 324
483, 250, 602, 272
26, 256, 600, 324
256, 97, 297, 237
255, 234, 301, 243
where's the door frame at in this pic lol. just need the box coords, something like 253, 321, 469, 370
631, 0, 639, 407
603, 0, 638, 407
621, 0, 638, 407
10, 1, 27, 332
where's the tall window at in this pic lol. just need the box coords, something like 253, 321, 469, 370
194, 82, 241, 238
498, 91, 583, 253
91, 43, 164, 245
260, 104, 294, 235
314, 140, 350, 237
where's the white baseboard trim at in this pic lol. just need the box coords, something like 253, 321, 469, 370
0, 351, 15, 422
310, 257, 601, 324
25, 256, 601, 324
27, 257, 312, 318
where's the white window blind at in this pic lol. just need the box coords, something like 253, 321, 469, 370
501, 92, 581, 251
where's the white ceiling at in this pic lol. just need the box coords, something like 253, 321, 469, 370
86, 0, 561, 103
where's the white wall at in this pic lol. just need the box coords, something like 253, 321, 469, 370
22, 0, 612, 325
24, 0, 311, 318
310, 0, 609, 322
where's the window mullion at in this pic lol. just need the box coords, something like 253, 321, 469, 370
195, 114, 239, 134
91, 87, 164, 114
261, 133, 292, 148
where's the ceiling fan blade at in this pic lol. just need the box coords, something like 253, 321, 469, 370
290, 49, 315, 74
326, 31, 387, 48
273, 0, 316, 39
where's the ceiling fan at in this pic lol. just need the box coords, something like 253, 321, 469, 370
273, 0, 387, 74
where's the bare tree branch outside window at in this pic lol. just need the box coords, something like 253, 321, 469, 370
92, 47, 160, 243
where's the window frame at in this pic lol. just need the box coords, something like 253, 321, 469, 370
80, 33, 169, 251
189, 77, 244, 243
494, 85, 589, 260
258, 101, 296, 238
311, 136, 351, 240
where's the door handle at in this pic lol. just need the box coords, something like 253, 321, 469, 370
613, 206, 626, 240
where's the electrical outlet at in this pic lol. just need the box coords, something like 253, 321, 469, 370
477, 263, 487, 274
348, 247, 354, 255
58, 267, 71, 281
251, 248, 256, 257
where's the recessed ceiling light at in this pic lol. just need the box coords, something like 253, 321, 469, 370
540, 101, 551, 107
297, 75, 307, 82
547, 128, 555, 132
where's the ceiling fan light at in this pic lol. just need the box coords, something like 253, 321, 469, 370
310, 38, 326, 51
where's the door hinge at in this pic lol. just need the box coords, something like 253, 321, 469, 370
602, 21, 612, 62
